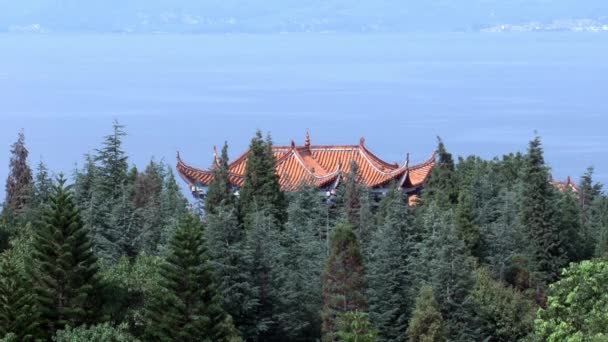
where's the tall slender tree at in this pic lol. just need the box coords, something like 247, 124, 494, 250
519, 136, 564, 285
0, 250, 40, 340
239, 130, 287, 227
206, 142, 236, 215
407, 287, 446, 342
30, 176, 102, 337
321, 222, 367, 342
2, 131, 33, 219
145, 214, 240, 341
367, 189, 417, 342
422, 137, 458, 208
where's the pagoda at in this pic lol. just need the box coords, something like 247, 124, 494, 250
176, 132, 436, 205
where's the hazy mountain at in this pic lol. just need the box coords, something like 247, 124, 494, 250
1, 0, 607, 33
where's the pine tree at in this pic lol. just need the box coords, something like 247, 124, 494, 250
455, 186, 481, 258
159, 167, 188, 250
367, 189, 417, 342
422, 137, 458, 208
239, 130, 287, 227
204, 205, 254, 338
556, 188, 585, 263
32, 161, 53, 209
277, 186, 326, 340
206, 142, 236, 215
2, 131, 33, 220
321, 222, 367, 342
30, 176, 102, 337
519, 136, 564, 285
95, 120, 129, 201
145, 214, 240, 341
343, 161, 361, 230
239, 208, 283, 339
407, 287, 446, 342
132, 161, 164, 255
414, 204, 478, 341
0, 251, 40, 340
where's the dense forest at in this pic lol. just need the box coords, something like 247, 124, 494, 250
1, 121, 607, 341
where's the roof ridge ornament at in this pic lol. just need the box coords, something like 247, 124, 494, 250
359, 136, 365, 146
305, 130, 311, 147
291, 140, 296, 148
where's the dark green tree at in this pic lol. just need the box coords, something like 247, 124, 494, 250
343, 161, 361, 230
145, 214, 240, 341
2, 131, 33, 220
158, 167, 188, 251
206, 143, 236, 216
455, 186, 481, 258
30, 176, 102, 337
519, 136, 564, 285
0, 251, 40, 340
321, 222, 367, 342
556, 188, 585, 263
422, 137, 458, 208
277, 186, 326, 340
239, 130, 287, 227
94, 121, 129, 201
367, 189, 416, 342
407, 286, 446, 342
32, 161, 54, 209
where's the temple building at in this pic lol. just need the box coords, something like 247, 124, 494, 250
176, 132, 436, 206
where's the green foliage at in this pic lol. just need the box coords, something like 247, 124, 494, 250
414, 204, 478, 340
239, 130, 287, 227
321, 222, 367, 341
238, 208, 283, 339
519, 136, 564, 285
335, 311, 377, 342
455, 186, 481, 258
367, 189, 416, 342
470, 268, 535, 341
556, 189, 585, 263
30, 176, 102, 337
206, 142, 237, 215
2, 131, 33, 220
144, 214, 240, 341
423, 137, 458, 208
343, 161, 362, 230
53, 323, 138, 342
407, 286, 446, 342
0, 250, 40, 340
535, 260, 608, 341
277, 186, 326, 340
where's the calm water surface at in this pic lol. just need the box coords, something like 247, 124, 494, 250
0, 33, 607, 200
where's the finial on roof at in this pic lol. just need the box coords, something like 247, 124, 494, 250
406, 153, 410, 167
359, 137, 365, 146
566, 176, 572, 185
291, 140, 296, 148
176, 151, 181, 159
305, 129, 311, 147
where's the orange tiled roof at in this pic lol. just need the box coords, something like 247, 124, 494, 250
177, 135, 436, 192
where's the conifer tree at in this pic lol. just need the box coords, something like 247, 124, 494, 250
0, 251, 39, 340
2, 131, 33, 219
32, 161, 53, 209
95, 120, 129, 201
556, 188, 584, 263
343, 161, 361, 230
239, 130, 287, 227
277, 186, 326, 340
205, 205, 254, 337
30, 176, 101, 337
422, 137, 458, 208
159, 167, 188, 250
145, 214, 240, 341
335, 311, 377, 342
321, 222, 367, 342
519, 136, 564, 284
367, 189, 416, 342
131, 161, 164, 255
407, 287, 446, 342
455, 186, 481, 258
206, 142, 236, 215
239, 208, 283, 339
414, 204, 477, 340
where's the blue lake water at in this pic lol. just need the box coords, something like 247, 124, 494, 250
0, 33, 607, 201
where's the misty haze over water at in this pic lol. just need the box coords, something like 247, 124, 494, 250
1, 32, 607, 201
